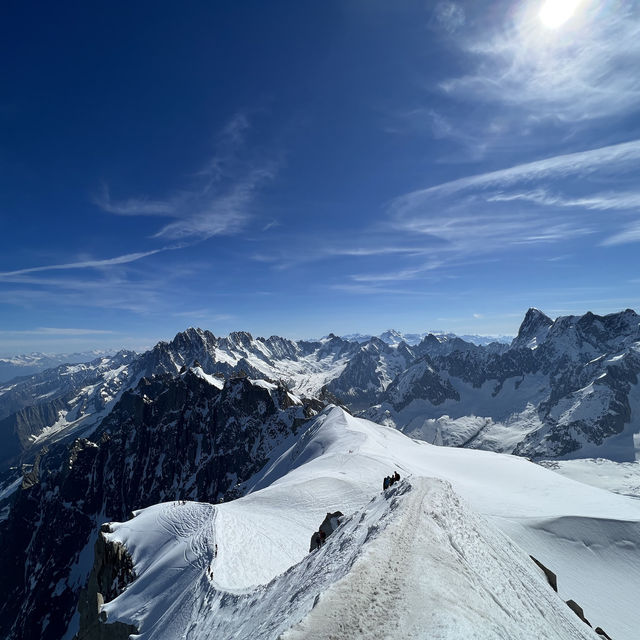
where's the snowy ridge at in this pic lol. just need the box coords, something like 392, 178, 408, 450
285, 479, 594, 640
95, 407, 640, 640
102, 478, 595, 640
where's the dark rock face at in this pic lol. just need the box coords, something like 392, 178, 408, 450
529, 555, 558, 592
0, 370, 321, 640
566, 599, 592, 627
325, 338, 415, 410
75, 525, 137, 640
309, 511, 343, 551
512, 308, 554, 349
384, 357, 460, 412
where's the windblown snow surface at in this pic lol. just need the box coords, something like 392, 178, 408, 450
101, 407, 640, 640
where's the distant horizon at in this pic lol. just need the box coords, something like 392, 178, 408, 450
0, 324, 515, 359
2, 305, 638, 357
2, 2, 639, 358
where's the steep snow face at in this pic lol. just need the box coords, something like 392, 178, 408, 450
97, 407, 640, 640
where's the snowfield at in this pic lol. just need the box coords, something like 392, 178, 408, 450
540, 457, 640, 498
97, 407, 640, 640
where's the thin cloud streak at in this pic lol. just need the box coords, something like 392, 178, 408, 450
349, 262, 443, 283
389, 140, 640, 257
487, 189, 640, 211
392, 139, 640, 213
93, 185, 178, 216
601, 222, 640, 247
0, 249, 167, 278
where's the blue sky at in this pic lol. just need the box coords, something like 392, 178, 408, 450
2, 0, 640, 354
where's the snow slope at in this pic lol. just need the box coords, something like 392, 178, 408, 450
97, 407, 640, 639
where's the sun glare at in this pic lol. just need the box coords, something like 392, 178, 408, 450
539, 0, 583, 29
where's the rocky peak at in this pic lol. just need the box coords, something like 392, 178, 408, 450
170, 327, 215, 350
227, 330, 254, 346
514, 308, 553, 349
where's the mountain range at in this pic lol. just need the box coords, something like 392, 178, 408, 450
0, 308, 638, 639
0, 350, 118, 384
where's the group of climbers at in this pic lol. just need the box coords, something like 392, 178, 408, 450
383, 471, 400, 491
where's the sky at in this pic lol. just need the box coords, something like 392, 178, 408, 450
1, 0, 640, 354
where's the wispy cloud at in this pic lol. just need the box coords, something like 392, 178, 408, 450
171, 310, 235, 322
93, 186, 177, 216
384, 107, 488, 161
0, 249, 167, 278
601, 222, 640, 247
152, 166, 276, 240
431, 2, 466, 34
95, 112, 279, 242
390, 140, 640, 252
349, 261, 443, 283
329, 283, 437, 296
441, 2, 640, 122
392, 139, 640, 210
486, 189, 640, 211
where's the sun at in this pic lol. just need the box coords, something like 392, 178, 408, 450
538, 0, 583, 29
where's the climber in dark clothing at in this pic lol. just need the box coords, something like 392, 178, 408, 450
383, 476, 389, 490
394, 471, 400, 483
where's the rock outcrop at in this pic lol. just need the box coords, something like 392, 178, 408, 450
75, 524, 137, 640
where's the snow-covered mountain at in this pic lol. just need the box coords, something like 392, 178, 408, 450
0, 350, 118, 384
2, 308, 639, 468
2, 305, 639, 639
77, 407, 639, 640
0, 331, 355, 468
364, 308, 640, 461
0, 368, 322, 640
341, 329, 512, 347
